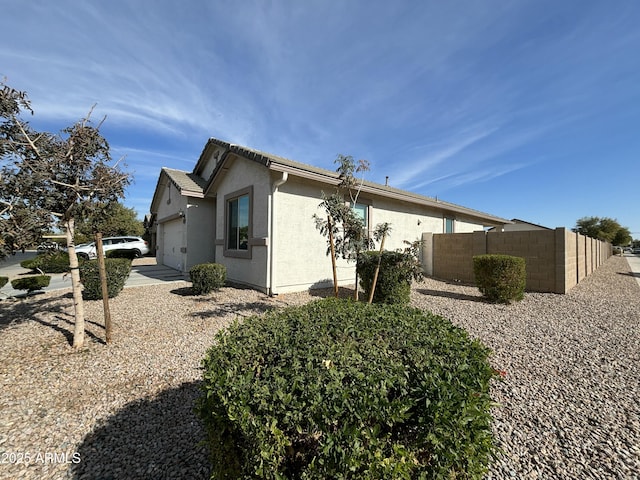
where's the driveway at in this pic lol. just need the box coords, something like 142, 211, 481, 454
0, 252, 187, 299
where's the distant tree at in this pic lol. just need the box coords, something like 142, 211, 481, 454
0, 81, 130, 348
572, 216, 632, 246
75, 201, 144, 241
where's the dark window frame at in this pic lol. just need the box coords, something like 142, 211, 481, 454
223, 186, 253, 259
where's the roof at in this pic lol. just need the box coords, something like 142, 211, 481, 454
162, 168, 208, 195
199, 138, 512, 227
149, 167, 208, 215
151, 137, 512, 227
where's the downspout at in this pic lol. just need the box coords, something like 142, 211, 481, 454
267, 172, 288, 296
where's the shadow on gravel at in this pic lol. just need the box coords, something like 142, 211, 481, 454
416, 288, 484, 303
191, 301, 275, 319
0, 292, 106, 345
72, 381, 212, 480
0, 292, 71, 329
170, 286, 194, 296
618, 271, 640, 279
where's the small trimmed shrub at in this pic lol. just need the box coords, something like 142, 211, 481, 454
79, 258, 131, 300
189, 263, 226, 295
20, 252, 73, 273
473, 254, 526, 303
0, 276, 8, 289
11, 275, 51, 293
198, 298, 498, 479
356, 250, 421, 304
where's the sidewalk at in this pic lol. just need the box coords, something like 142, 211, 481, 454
0, 252, 187, 299
625, 253, 640, 288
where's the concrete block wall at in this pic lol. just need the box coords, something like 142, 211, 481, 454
429, 228, 612, 294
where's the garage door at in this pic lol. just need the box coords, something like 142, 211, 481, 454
162, 219, 183, 270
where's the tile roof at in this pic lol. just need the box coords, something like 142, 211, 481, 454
162, 167, 207, 194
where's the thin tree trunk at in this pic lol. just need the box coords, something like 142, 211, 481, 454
95, 233, 112, 343
66, 217, 86, 348
368, 234, 387, 304
328, 215, 338, 297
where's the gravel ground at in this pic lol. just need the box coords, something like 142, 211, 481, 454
0, 256, 638, 479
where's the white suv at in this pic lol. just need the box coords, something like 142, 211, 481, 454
73, 236, 150, 259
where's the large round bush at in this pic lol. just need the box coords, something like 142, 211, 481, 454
198, 298, 498, 479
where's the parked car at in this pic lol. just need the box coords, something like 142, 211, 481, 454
633, 247, 640, 255
73, 236, 149, 259
37, 241, 60, 253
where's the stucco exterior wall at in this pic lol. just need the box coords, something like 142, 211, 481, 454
154, 182, 188, 270
185, 197, 216, 270
271, 177, 487, 294
213, 156, 269, 291
271, 177, 356, 293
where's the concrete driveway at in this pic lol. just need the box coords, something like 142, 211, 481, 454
0, 251, 187, 299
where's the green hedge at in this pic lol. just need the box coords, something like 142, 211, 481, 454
11, 275, 51, 293
356, 250, 419, 304
189, 263, 226, 295
0, 276, 8, 289
198, 298, 498, 479
20, 252, 73, 273
79, 258, 131, 300
473, 254, 526, 303
106, 249, 138, 260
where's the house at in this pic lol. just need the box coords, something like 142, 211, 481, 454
488, 218, 551, 232
149, 138, 512, 295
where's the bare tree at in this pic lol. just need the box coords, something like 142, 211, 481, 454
1, 81, 130, 348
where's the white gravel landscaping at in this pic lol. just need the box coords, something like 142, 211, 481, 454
0, 256, 638, 479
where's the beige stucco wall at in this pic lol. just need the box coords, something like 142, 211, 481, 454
212, 156, 270, 290
271, 176, 487, 294
185, 197, 216, 270
154, 182, 188, 270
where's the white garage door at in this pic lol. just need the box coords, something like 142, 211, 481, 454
162, 219, 183, 270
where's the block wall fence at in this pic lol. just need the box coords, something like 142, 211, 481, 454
422, 228, 613, 294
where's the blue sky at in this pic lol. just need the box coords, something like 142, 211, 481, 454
2, 1, 639, 238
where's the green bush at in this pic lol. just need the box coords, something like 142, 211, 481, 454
79, 258, 131, 300
189, 263, 226, 295
473, 254, 526, 303
20, 252, 73, 273
356, 250, 421, 304
0, 276, 8, 289
198, 298, 498, 479
106, 249, 138, 260
11, 275, 51, 293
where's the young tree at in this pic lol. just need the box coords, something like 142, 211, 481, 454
0, 81, 130, 348
313, 155, 374, 299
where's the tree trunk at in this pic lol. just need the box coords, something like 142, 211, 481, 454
328, 215, 338, 298
368, 234, 387, 304
66, 217, 86, 348
95, 233, 112, 343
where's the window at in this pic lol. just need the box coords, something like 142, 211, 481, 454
352, 202, 369, 229
224, 187, 252, 258
445, 217, 454, 234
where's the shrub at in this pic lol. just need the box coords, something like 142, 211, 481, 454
473, 254, 526, 303
198, 298, 498, 479
20, 252, 73, 273
0, 276, 8, 289
189, 263, 226, 295
356, 250, 421, 304
11, 275, 51, 293
79, 258, 131, 300
106, 249, 138, 260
